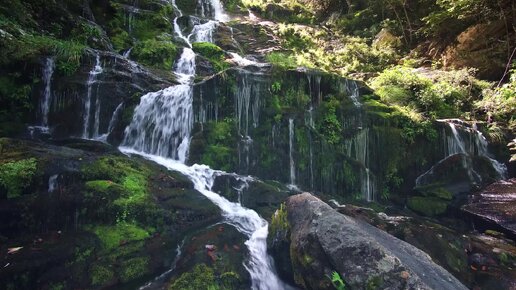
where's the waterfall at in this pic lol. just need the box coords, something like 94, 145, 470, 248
416, 121, 507, 186
96, 102, 124, 142
123, 47, 133, 58
344, 128, 375, 201
48, 174, 58, 193
121, 2, 291, 288
288, 118, 297, 189
40, 57, 55, 128
189, 20, 218, 43
341, 79, 361, 108
196, 0, 228, 21
121, 83, 194, 162
82, 53, 103, 139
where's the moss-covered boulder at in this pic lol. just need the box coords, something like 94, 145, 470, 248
0, 138, 221, 289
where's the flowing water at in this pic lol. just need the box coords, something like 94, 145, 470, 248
82, 53, 103, 139
288, 118, 298, 190
48, 174, 58, 193
121, 2, 292, 288
416, 121, 507, 186
40, 57, 55, 127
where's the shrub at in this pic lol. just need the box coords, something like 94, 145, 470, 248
0, 158, 37, 198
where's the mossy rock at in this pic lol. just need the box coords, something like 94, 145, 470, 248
407, 196, 449, 216
132, 39, 178, 70
415, 184, 453, 200
192, 42, 229, 72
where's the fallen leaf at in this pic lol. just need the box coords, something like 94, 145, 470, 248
8, 247, 23, 254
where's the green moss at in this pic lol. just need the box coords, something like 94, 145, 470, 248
407, 196, 449, 216
0, 158, 37, 198
266, 52, 296, 69
90, 264, 114, 286
132, 39, 178, 70
416, 185, 453, 200
120, 257, 149, 283
366, 275, 383, 290
48, 283, 65, 290
169, 264, 219, 290
192, 42, 229, 72
92, 223, 150, 251
270, 203, 289, 239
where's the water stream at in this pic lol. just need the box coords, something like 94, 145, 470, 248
121, 1, 292, 288
40, 57, 55, 128
82, 53, 104, 139
415, 120, 507, 186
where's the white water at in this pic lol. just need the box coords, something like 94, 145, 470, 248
121, 83, 193, 162
120, 148, 290, 290
122, 2, 291, 288
48, 174, 58, 193
82, 53, 103, 139
344, 128, 375, 201
197, 0, 228, 21
96, 102, 124, 142
416, 121, 508, 186
288, 118, 298, 189
341, 79, 361, 108
40, 57, 55, 127
229, 52, 268, 67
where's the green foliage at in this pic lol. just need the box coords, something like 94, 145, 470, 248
132, 39, 178, 70
90, 264, 114, 286
370, 66, 485, 119
200, 119, 237, 171
120, 257, 149, 282
317, 97, 342, 145
329, 271, 346, 290
270, 203, 289, 239
0, 158, 37, 198
266, 52, 297, 69
168, 264, 218, 290
92, 223, 150, 251
476, 67, 516, 123
407, 196, 449, 216
192, 42, 229, 72
0, 75, 32, 136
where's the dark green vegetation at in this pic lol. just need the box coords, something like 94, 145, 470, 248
0, 138, 221, 289
0, 0, 515, 289
192, 42, 230, 72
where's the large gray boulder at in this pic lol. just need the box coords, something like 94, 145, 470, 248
283, 193, 468, 290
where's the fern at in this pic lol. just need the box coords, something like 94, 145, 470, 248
330, 271, 346, 290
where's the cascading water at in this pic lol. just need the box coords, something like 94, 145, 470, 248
288, 118, 298, 190
40, 57, 55, 128
121, 2, 292, 288
82, 53, 103, 139
343, 128, 375, 201
96, 102, 124, 142
48, 174, 58, 193
416, 120, 507, 186
122, 83, 194, 162
196, 0, 228, 21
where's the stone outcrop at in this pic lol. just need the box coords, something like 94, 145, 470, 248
280, 193, 468, 290
463, 178, 516, 240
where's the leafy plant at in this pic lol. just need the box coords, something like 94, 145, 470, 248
329, 271, 346, 290
0, 158, 37, 198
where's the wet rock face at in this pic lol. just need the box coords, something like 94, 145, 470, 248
463, 178, 516, 240
282, 193, 468, 290
38, 50, 176, 142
